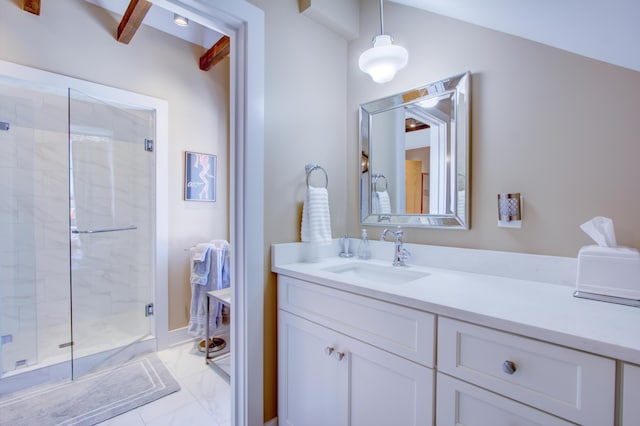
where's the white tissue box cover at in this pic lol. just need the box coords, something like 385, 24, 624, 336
576, 245, 640, 300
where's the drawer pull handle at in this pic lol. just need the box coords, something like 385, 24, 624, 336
335, 351, 345, 361
502, 360, 517, 375
324, 346, 334, 356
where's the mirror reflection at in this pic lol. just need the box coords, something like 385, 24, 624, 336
360, 72, 470, 228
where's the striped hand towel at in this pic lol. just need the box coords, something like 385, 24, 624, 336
372, 190, 392, 214
301, 186, 332, 243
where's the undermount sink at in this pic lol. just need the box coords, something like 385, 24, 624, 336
322, 262, 429, 285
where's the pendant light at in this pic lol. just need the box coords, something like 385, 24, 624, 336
359, 0, 408, 83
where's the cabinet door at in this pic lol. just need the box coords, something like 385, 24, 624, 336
278, 311, 348, 426
622, 363, 640, 425
436, 373, 574, 426
347, 332, 434, 426
279, 309, 434, 426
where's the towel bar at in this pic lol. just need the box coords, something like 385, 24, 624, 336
72, 225, 137, 234
305, 163, 328, 188
372, 173, 388, 191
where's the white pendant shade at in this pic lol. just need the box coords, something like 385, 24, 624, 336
359, 35, 408, 83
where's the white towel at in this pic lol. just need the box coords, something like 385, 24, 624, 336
301, 186, 332, 243
189, 243, 212, 285
372, 190, 391, 214
188, 240, 231, 337
210, 240, 230, 296
210, 240, 230, 330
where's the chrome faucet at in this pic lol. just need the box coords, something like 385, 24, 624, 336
380, 226, 411, 266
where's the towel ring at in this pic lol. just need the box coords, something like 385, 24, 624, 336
372, 173, 388, 192
305, 164, 329, 188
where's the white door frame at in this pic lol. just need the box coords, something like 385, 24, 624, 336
151, 1, 265, 425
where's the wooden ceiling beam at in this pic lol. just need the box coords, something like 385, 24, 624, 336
199, 36, 230, 71
117, 0, 152, 44
23, 0, 41, 15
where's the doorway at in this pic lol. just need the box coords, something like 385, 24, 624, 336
153, 2, 266, 424
0, 0, 265, 422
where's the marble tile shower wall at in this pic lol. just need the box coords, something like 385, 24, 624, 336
0, 86, 69, 373
69, 97, 154, 359
0, 122, 70, 372
70, 132, 153, 357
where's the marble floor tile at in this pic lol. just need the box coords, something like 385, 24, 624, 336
97, 341, 230, 426
136, 385, 202, 423
144, 401, 220, 426
181, 366, 231, 420
96, 409, 146, 426
209, 353, 231, 378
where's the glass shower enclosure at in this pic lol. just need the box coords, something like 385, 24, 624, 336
0, 75, 156, 392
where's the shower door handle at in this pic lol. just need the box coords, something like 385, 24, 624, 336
72, 225, 138, 234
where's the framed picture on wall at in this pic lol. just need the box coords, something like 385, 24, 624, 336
184, 151, 216, 202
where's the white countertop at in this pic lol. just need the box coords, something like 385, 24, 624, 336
272, 243, 640, 365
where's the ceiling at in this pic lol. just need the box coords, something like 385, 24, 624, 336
389, 0, 640, 72
84, 0, 223, 48
85, 0, 639, 73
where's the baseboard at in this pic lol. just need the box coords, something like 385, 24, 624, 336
164, 326, 195, 349
265, 417, 278, 426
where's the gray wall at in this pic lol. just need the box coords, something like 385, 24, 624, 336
247, 0, 349, 419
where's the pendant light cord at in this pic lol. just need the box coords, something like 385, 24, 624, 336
379, 0, 385, 35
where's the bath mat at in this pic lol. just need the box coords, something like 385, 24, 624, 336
0, 352, 180, 426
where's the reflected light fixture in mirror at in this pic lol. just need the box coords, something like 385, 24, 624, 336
418, 97, 439, 108
173, 13, 189, 27
359, 0, 408, 83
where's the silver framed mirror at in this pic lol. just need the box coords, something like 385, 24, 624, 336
359, 71, 470, 229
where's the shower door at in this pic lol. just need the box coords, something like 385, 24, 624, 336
0, 79, 71, 379
68, 89, 156, 375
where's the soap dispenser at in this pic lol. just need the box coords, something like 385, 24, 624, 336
357, 229, 371, 260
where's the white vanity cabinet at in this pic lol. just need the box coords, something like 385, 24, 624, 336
272, 243, 640, 426
277, 275, 435, 426
622, 363, 640, 425
437, 317, 616, 426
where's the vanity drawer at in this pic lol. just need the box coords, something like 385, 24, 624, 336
436, 373, 575, 426
278, 275, 435, 367
437, 317, 615, 426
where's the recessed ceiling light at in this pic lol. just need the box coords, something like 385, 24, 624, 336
174, 13, 189, 27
